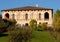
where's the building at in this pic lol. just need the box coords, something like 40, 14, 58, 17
1, 5, 53, 26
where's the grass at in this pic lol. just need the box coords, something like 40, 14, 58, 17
0, 32, 8, 42
0, 36, 8, 42
0, 31, 56, 42
31, 31, 56, 42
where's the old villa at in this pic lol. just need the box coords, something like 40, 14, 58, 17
1, 5, 53, 26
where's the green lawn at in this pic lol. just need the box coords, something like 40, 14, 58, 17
31, 31, 56, 42
0, 32, 8, 42
0, 36, 8, 42
0, 31, 56, 42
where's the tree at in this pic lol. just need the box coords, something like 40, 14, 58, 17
29, 19, 37, 29
48, 10, 60, 42
53, 10, 60, 31
0, 20, 9, 28
0, 19, 9, 33
0, 19, 17, 33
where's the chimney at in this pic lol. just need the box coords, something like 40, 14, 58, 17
36, 4, 38, 7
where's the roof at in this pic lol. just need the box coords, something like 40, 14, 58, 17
1, 6, 53, 11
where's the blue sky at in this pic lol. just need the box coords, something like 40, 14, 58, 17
0, 0, 60, 15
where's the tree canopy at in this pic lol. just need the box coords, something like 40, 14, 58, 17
53, 10, 60, 31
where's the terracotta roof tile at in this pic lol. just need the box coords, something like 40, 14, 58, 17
1, 6, 53, 11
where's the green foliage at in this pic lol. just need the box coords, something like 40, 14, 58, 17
53, 10, 60, 31
49, 31, 60, 42
41, 23, 47, 30
55, 10, 60, 16
29, 19, 37, 29
0, 19, 16, 33
37, 23, 47, 31
37, 24, 42, 31
8, 19, 17, 26
0, 19, 9, 29
31, 31, 56, 42
52, 10, 60, 42
0, 19, 9, 33
0, 19, 16, 29
0, 31, 57, 42
8, 25, 33, 42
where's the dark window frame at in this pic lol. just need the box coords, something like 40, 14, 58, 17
39, 13, 41, 20
12, 14, 15, 19
25, 13, 28, 20
44, 12, 49, 20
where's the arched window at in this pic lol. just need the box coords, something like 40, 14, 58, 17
5, 13, 9, 19
44, 12, 49, 20
12, 14, 15, 19
39, 22, 41, 24
25, 13, 28, 20
39, 13, 41, 20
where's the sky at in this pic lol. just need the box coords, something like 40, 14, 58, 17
0, 0, 60, 15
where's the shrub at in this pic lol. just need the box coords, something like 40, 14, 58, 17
29, 19, 37, 30
0, 20, 9, 28
0, 19, 9, 33
37, 24, 43, 31
8, 25, 33, 42
8, 19, 17, 26
0, 19, 16, 33
47, 27, 54, 31
40, 23, 47, 31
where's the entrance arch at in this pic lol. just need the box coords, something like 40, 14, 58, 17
5, 13, 9, 19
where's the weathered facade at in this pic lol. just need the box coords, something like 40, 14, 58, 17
1, 6, 53, 26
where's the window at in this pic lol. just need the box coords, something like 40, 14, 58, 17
5, 13, 9, 19
12, 14, 15, 19
44, 12, 49, 20
39, 13, 41, 20
39, 22, 41, 24
25, 23, 28, 26
46, 22, 48, 24
25, 13, 28, 20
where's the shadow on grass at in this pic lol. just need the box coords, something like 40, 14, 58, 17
0, 33, 8, 37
